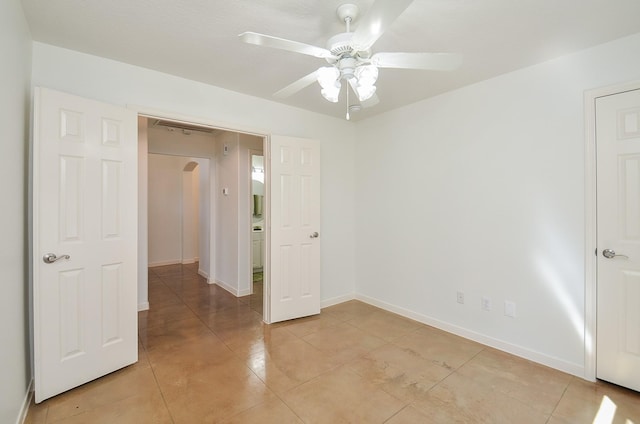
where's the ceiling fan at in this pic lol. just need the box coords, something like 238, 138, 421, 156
239, 0, 462, 119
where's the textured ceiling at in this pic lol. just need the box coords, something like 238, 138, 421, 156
21, 0, 640, 121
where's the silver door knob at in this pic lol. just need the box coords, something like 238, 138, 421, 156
43, 253, 70, 264
602, 249, 628, 259
309, 232, 319, 238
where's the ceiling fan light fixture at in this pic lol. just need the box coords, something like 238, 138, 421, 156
354, 65, 378, 101
317, 66, 340, 89
356, 84, 376, 101
321, 83, 341, 102
355, 65, 378, 86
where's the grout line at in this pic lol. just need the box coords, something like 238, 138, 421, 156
145, 349, 176, 424
382, 404, 412, 423
546, 376, 573, 423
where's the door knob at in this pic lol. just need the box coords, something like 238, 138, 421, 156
43, 253, 70, 264
309, 232, 319, 238
602, 249, 628, 259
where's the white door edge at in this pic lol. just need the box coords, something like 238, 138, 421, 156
263, 136, 272, 324
583, 79, 640, 383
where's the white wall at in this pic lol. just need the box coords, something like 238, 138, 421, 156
148, 154, 194, 265
0, 0, 32, 422
355, 32, 640, 377
182, 162, 200, 264
198, 160, 210, 275
31, 43, 358, 307
147, 126, 215, 278
215, 132, 241, 293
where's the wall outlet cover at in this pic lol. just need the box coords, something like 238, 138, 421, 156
505, 300, 516, 318
481, 296, 492, 311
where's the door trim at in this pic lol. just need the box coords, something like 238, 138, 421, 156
584, 79, 640, 382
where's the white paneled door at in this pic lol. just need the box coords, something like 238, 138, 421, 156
596, 88, 640, 392
33, 88, 138, 402
268, 136, 321, 323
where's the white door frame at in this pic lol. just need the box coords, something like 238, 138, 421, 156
130, 105, 271, 321
584, 79, 640, 382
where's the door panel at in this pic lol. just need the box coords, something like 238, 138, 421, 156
268, 136, 320, 323
33, 88, 138, 402
596, 88, 640, 392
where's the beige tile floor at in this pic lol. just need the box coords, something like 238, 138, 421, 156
25, 263, 640, 423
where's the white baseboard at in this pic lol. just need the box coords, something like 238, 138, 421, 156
181, 257, 199, 265
17, 379, 33, 424
215, 279, 240, 297
198, 269, 209, 279
321, 293, 356, 309
137, 302, 149, 312
354, 293, 586, 379
148, 260, 181, 267
214, 280, 251, 297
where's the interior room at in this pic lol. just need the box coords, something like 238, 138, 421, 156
4, 0, 640, 422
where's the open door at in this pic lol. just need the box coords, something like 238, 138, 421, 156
33, 88, 138, 402
596, 88, 640, 392
268, 135, 321, 323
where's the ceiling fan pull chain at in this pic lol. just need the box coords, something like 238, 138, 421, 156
346, 83, 350, 120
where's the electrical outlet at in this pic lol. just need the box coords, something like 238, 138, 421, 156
456, 291, 464, 304
481, 296, 492, 311
505, 300, 516, 318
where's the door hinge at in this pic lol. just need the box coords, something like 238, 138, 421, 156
595, 248, 598, 256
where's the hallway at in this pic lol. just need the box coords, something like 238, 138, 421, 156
25, 264, 640, 423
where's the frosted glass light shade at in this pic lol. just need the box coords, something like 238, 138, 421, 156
317, 67, 340, 89
321, 82, 341, 102
355, 65, 378, 86
356, 85, 376, 101
354, 65, 378, 101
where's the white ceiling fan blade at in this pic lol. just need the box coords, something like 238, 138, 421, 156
350, 0, 413, 52
347, 79, 380, 108
273, 70, 319, 99
239, 32, 336, 59
371, 52, 463, 71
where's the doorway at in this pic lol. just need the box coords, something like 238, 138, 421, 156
139, 115, 268, 318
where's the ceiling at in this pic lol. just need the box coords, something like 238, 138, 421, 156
21, 0, 640, 121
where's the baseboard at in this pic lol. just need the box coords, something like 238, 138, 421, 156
355, 293, 586, 379
215, 279, 240, 297
17, 379, 33, 424
137, 302, 149, 312
148, 260, 181, 267
198, 269, 209, 279
321, 292, 356, 309
181, 257, 199, 265
214, 280, 251, 297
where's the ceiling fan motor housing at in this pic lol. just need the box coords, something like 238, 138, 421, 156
326, 32, 354, 57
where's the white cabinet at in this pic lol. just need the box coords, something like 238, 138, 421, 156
252, 231, 264, 270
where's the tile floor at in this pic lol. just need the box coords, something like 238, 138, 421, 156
25, 263, 640, 423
